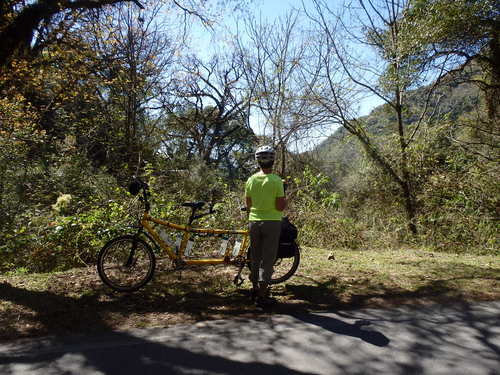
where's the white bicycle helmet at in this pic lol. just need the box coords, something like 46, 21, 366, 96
255, 145, 275, 164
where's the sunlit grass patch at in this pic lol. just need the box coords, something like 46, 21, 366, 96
275, 246, 500, 309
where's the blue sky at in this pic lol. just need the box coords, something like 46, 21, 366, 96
188, 0, 384, 149
193, 0, 381, 108
253, 0, 305, 17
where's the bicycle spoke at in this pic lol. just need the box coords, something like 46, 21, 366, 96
97, 236, 155, 292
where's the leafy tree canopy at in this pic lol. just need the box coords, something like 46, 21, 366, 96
401, 0, 499, 118
0, 0, 148, 67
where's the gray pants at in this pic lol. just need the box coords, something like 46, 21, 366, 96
248, 220, 281, 284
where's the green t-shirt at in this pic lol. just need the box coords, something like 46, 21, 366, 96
245, 172, 285, 221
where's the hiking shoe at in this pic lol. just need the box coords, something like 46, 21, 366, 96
250, 287, 271, 302
255, 295, 277, 308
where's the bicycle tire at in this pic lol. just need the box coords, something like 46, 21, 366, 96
97, 235, 156, 292
247, 245, 300, 284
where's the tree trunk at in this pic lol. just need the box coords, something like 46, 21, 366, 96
486, 29, 499, 123
398, 124, 418, 236
395, 90, 418, 235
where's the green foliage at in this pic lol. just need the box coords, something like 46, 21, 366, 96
287, 167, 364, 249
159, 107, 256, 180
402, 0, 500, 121
404, 0, 497, 48
293, 167, 340, 210
407, 122, 499, 254
320, 115, 499, 254
0, 171, 135, 273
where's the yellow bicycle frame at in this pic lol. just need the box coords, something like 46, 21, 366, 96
140, 212, 249, 265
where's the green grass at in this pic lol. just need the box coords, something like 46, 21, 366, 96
281, 247, 500, 309
0, 247, 498, 341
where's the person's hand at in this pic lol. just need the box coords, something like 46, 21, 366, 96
282, 178, 289, 192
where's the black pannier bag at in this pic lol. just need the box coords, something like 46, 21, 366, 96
277, 217, 298, 258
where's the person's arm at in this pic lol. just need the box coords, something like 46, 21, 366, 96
244, 178, 252, 213
246, 196, 252, 211
275, 177, 287, 211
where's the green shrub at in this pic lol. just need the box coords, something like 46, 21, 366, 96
287, 167, 365, 249
0, 171, 136, 273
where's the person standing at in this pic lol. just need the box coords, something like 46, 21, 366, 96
245, 145, 286, 307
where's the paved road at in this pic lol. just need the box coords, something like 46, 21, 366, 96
0, 301, 499, 375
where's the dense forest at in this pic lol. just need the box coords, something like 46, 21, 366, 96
0, 0, 498, 273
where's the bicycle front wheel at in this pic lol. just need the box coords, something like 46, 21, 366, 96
97, 235, 156, 292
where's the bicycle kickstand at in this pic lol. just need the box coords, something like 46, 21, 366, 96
233, 264, 245, 286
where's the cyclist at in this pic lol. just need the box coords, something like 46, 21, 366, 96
245, 145, 286, 307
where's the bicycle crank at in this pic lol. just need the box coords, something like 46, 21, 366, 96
233, 263, 245, 286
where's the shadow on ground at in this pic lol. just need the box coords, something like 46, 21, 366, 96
0, 282, 392, 375
1, 281, 499, 375
1, 256, 498, 342
0, 281, 311, 375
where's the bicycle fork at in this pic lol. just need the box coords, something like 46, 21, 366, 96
125, 229, 143, 267
125, 240, 138, 267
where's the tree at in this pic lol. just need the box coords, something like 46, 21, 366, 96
401, 0, 499, 121
159, 52, 256, 178
237, 10, 328, 176
399, 0, 499, 163
0, 0, 147, 68
161, 107, 256, 178
74, 1, 183, 177
0, 0, 254, 69
305, 0, 448, 234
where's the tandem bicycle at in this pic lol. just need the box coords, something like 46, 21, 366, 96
96, 177, 300, 292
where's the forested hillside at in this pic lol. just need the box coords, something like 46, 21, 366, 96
316, 71, 482, 182
1, 0, 498, 274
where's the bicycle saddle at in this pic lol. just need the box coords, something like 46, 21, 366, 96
182, 201, 205, 210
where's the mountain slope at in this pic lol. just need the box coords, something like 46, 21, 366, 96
314, 78, 481, 183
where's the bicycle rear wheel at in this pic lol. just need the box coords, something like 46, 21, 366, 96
97, 235, 155, 292
247, 245, 300, 284
270, 246, 300, 284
